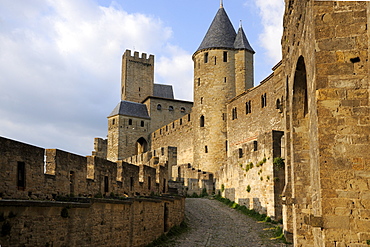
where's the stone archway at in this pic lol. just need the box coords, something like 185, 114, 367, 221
135, 137, 148, 155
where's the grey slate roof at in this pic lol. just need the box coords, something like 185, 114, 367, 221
108, 101, 150, 119
196, 6, 254, 53
234, 27, 255, 53
197, 7, 236, 52
153, 84, 174, 99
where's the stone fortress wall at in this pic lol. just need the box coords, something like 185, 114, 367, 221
0, 136, 184, 247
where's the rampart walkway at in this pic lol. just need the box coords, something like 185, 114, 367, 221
169, 198, 288, 247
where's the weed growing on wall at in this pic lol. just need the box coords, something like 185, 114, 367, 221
273, 157, 285, 170
246, 185, 251, 193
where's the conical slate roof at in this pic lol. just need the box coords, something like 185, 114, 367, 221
196, 6, 254, 54
234, 27, 255, 53
196, 7, 237, 52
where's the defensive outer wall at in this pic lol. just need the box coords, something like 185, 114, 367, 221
0, 136, 184, 247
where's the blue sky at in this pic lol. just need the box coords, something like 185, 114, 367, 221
0, 0, 284, 155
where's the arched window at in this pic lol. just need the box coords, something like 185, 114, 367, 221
157, 104, 162, 110
181, 107, 186, 113
135, 137, 148, 155
200, 115, 205, 127
169, 106, 174, 111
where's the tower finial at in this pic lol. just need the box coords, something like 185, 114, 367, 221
220, 0, 223, 8
239, 20, 242, 28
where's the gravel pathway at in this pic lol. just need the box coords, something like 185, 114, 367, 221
167, 198, 288, 247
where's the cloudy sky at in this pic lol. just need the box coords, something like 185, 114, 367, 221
0, 0, 284, 156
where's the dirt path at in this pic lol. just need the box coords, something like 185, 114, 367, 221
166, 198, 288, 247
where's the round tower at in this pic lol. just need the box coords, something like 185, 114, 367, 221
192, 4, 254, 174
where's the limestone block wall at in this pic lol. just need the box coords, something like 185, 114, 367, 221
283, 1, 370, 245
151, 114, 194, 165
0, 136, 168, 200
0, 197, 184, 247
143, 97, 193, 134
217, 131, 285, 219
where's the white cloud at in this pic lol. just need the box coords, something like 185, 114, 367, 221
156, 45, 193, 101
0, 0, 182, 155
255, 0, 284, 63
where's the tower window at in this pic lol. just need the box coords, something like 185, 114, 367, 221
197, 78, 201, 86
232, 107, 238, 120
169, 106, 174, 111
188, 114, 191, 121
253, 141, 258, 151
180, 119, 183, 125
200, 97, 203, 104
205, 146, 208, 153
181, 107, 186, 113
224, 77, 227, 83
104, 176, 109, 193
238, 148, 243, 158
141, 121, 144, 127
112, 119, 115, 125
204, 52, 209, 63
157, 104, 162, 110
128, 119, 133, 125
214, 56, 217, 65
223, 51, 228, 62
246, 101, 252, 114
172, 122, 175, 128
17, 162, 26, 190
200, 115, 205, 127
261, 93, 267, 108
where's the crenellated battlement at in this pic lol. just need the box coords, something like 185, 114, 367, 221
123, 49, 154, 65
0, 136, 169, 200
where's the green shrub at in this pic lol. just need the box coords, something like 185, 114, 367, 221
221, 184, 225, 192
367, 240, 370, 245
246, 185, 251, 193
200, 188, 208, 197
94, 192, 103, 198
273, 157, 285, 170
191, 192, 199, 198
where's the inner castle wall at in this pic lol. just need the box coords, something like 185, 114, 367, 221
0, 136, 184, 247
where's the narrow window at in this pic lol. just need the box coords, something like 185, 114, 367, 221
253, 141, 258, 151
214, 56, 217, 65
163, 179, 166, 193
180, 119, 183, 125
161, 147, 164, 156
232, 108, 238, 120
169, 106, 174, 111
200, 97, 203, 104
17, 162, 25, 190
141, 121, 144, 127
246, 101, 252, 114
139, 87, 141, 92
166, 125, 168, 131
130, 177, 134, 191
112, 118, 115, 125
224, 77, 227, 83
197, 78, 201, 86
238, 148, 243, 158
104, 176, 109, 193
188, 114, 191, 121
200, 115, 205, 127
276, 99, 281, 110
205, 146, 208, 153
223, 51, 228, 62
154, 133, 156, 138
160, 129, 162, 135
129, 119, 133, 125
148, 176, 151, 190
225, 141, 228, 151
204, 52, 209, 63
154, 150, 156, 156
157, 104, 162, 110
172, 122, 175, 128
261, 93, 267, 108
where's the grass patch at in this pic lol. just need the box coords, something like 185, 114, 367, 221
146, 221, 189, 247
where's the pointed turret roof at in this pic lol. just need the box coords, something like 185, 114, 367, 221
234, 27, 255, 53
195, 5, 255, 54
196, 7, 237, 52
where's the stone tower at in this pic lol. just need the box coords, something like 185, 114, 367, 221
121, 50, 154, 103
192, 3, 254, 173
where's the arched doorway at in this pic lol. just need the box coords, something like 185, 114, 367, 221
135, 137, 148, 155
